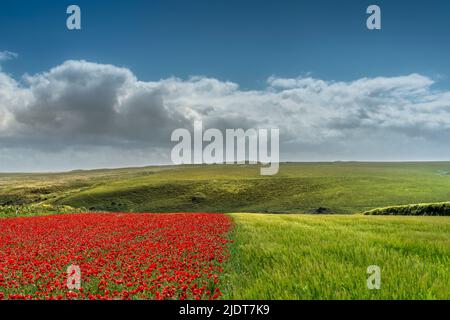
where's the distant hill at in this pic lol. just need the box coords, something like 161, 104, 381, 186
2, 162, 450, 214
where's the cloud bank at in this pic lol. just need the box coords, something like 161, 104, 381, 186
1, 59, 450, 171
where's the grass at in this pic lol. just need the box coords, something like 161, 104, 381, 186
0, 204, 86, 218
223, 213, 450, 299
3, 162, 450, 214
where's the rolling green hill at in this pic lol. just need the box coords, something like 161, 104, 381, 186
2, 162, 450, 215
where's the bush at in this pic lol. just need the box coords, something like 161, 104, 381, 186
191, 192, 207, 204
364, 202, 450, 216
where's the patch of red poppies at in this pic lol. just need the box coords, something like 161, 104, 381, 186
0, 213, 232, 300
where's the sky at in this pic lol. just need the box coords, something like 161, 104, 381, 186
1, 0, 450, 171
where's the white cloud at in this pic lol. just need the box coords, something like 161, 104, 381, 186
0, 51, 18, 62
1, 59, 450, 171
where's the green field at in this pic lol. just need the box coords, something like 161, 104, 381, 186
3, 162, 450, 215
224, 214, 450, 299
1, 162, 449, 299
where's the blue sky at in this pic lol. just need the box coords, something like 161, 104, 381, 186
1, 0, 450, 89
1, 0, 450, 171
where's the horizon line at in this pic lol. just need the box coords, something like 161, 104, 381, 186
2, 160, 450, 175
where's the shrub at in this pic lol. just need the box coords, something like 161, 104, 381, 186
364, 202, 450, 216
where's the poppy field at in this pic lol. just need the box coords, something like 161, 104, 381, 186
0, 213, 232, 300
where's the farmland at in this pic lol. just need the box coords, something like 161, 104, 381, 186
0, 162, 449, 300
223, 214, 450, 299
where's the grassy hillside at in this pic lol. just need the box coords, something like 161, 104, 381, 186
223, 214, 450, 299
2, 162, 450, 214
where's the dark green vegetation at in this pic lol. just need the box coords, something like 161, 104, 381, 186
223, 214, 450, 299
365, 202, 450, 216
3, 162, 450, 215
